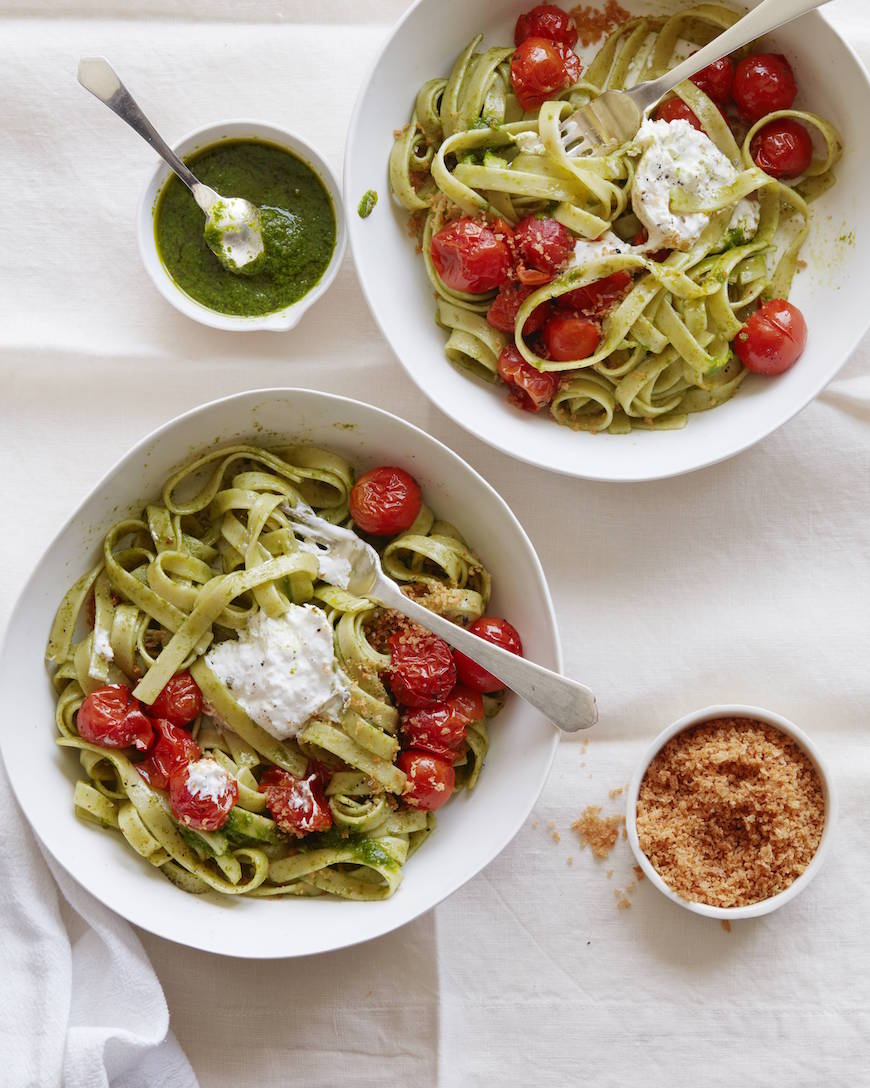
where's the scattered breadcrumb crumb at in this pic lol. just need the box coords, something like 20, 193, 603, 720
552, 831, 561, 844
633, 865, 644, 882
547, 820, 556, 830
606, 869, 613, 879
572, 805, 624, 859
616, 897, 631, 910
721, 920, 732, 933
570, 0, 630, 47
532, 819, 539, 829
636, 718, 825, 908
580, 761, 586, 768
609, 787, 624, 799
567, 856, 574, 865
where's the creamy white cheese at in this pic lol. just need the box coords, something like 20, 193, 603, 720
93, 627, 114, 662
204, 605, 350, 741
298, 538, 352, 590
725, 197, 760, 244
513, 130, 547, 156
631, 118, 738, 252
570, 230, 634, 269
186, 758, 233, 801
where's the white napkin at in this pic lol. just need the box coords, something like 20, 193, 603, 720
0, 760, 198, 1088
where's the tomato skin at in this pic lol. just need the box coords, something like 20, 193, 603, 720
655, 97, 703, 131
515, 4, 578, 48
398, 750, 455, 812
733, 299, 807, 376
733, 53, 797, 124
558, 269, 633, 316
349, 466, 422, 536
400, 685, 484, 759
631, 227, 669, 262
513, 215, 575, 274
510, 37, 582, 111
690, 56, 734, 102
430, 217, 512, 293
541, 314, 600, 362
497, 345, 560, 413
137, 719, 201, 790
77, 685, 154, 751
388, 629, 457, 708
147, 671, 202, 727
487, 284, 552, 336
169, 758, 238, 831
453, 617, 524, 694
259, 765, 332, 837
750, 118, 813, 179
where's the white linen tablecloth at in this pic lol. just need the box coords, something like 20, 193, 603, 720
2, 2, 869, 1085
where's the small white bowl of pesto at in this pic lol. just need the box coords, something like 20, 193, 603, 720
138, 120, 346, 331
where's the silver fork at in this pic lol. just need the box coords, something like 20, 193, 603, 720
561, 0, 832, 156
285, 505, 597, 734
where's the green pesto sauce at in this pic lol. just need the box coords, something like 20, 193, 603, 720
154, 139, 336, 316
357, 189, 378, 218
303, 827, 399, 869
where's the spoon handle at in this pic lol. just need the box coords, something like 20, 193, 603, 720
77, 57, 200, 194
374, 575, 598, 734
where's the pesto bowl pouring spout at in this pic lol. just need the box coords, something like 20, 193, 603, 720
136, 120, 346, 332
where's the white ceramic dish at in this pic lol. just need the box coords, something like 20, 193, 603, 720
345, 0, 870, 482
0, 389, 560, 958
138, 121, 346, 332
625, 704, 836, 920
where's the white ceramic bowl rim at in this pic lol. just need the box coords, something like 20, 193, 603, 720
0, 388, 561, 957
137, 120, 347, 332
625, 704, 837, 920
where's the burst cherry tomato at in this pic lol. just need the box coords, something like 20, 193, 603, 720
733, 299, 807, 376
733, 53, 797, 124
513, 215, 575, 274
137, 719, 201, 791
497, 344, 560, 413
487, 283, 552, 336
259, 765, 333, 837
541, 314, 600, 361
750, 118, 813, 179
632, 227, 669, 262
558, 269, 633, 316
169, 758, 238, 831
510, 37, 582, 112
398, 750, 455, 811
430, 217, 512, 293
77, 685, 153, 751
147, 671, 202, 727
655, 97, 703, 131
388, 628, 457, 708
349, 466, 422, 536
400, 685, 484, 759
454, 617, 524, 693
515, 4, 578, 48
690, 56, 734, 102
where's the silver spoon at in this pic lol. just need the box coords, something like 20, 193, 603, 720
77, 57, 264, 273
283, 503, 598, 735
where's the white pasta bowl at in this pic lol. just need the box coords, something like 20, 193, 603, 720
624, 704, 837, 920
344, 0, 870, 481
0, 389, 560, 957
138, 120, 346, 332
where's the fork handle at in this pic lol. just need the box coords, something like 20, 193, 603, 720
640, 0, 834, 110
374, 577, 597, 734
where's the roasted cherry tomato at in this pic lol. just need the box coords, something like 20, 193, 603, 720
690, 56, 734, 102
137, 719, 201, 791
400, 685, 484, 759
259, 765, 333, 837
541, 314, 600, 362
398, 749, 455, 811
497, 344, 560, 413
515, 4, 578, 48
430, 217, 512, 293
513, 215, 575, 274
76, 685, 153, 751
516, 264, 554, 286
169, 758, 238, 831
654, 96, 703, 131
510, 36, 582, 112
750, 118, 813, 179
453, 617, 524, 694
487, 283, 552, 336
147, 671, 203, 727
733, 298, 807, 376
349, 466, 422, 536
733, 53, 797, 124
631, 227, 669, 262
558, 269, 633, 316
388, 628, 457, 708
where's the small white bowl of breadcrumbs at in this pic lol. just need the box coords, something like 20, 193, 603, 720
625, 705, 836, 920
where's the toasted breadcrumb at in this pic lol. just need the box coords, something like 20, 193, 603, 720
633, 864, 644, 882
609, 786, 623, 799
552, 831, 561, 843
636, 718, 825, 908
571, 0, 631, 47
571, 805, 624, 859
616, 896, 631, 910
721, 920, 732, 933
